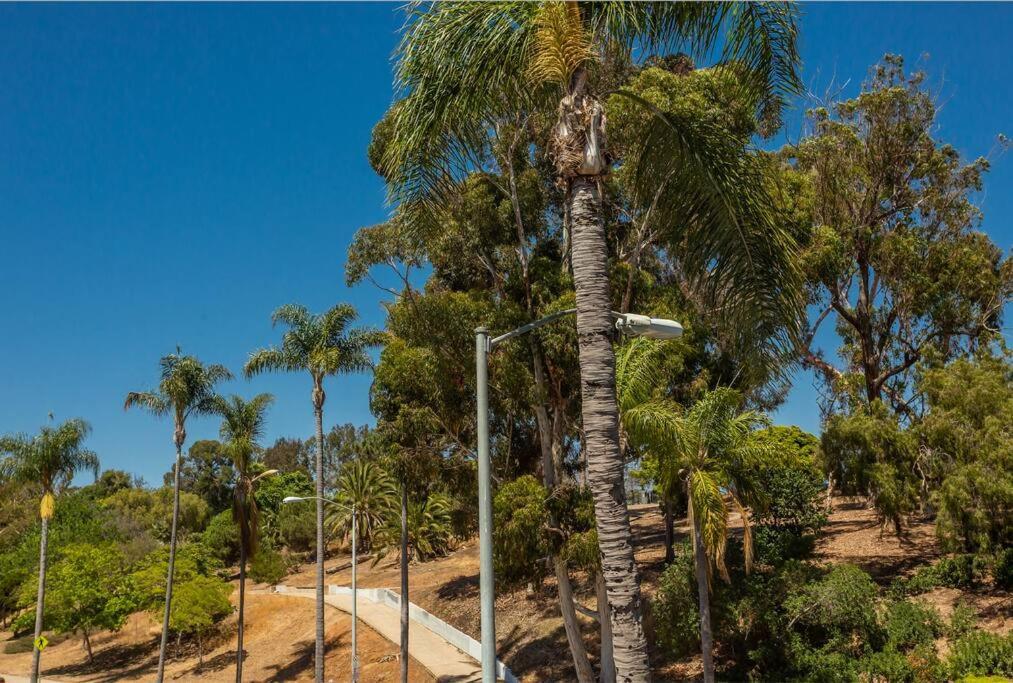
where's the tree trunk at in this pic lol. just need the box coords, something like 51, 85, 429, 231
664, 500, 675, 565
554, 556, 595, 683
156, 442, 185, 683
596, 572, 616, 683
400, 484, 409, 683
692, 506, 715, 683
30, 516, 49, 683
236, 544, 246, 683
313, 399, 326, 683
83, 629, 93, 664
569, 175, 652, 681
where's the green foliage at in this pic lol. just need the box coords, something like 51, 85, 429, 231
946, 631, 1013, 680
101, 486, 210, 542
164, 440, 235, 513
168, 574, 233, 637
948, 601, 978, 640
493, 475, 549, 586
650, 544, 702, 658
249, 544, 288, 585
884, 600, 942, 651
277, 501, 316, 553
327, 459, 397, 552
785, 564, 884, 658
199, 510, 239, 565
993, 548, 1013, 590
374, 492, 454, 563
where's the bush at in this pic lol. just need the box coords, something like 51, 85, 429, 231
754, 525, 818, 567
249, 545, 288, 585
935, 554, 980, 588
859, 647, 916, 683
992, 548, 1013, 590
651, 544, 702, 658
277, 503, 316, 553
200, 511, 239, 565
946, 631, 1013, 680
948, 601, 978, 640
884, 600, 941, 651
493, 475, 549, 586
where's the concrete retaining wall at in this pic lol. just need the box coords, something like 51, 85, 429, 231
326, 584, 517, 683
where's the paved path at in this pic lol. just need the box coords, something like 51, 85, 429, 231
255, 587, 481, 683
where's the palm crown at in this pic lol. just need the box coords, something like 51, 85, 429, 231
244, 304, 381, 394
0, 418, 99, 519
124, 351, 234, 444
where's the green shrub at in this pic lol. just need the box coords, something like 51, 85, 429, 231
785, 564, 883, 653
884, 600, 942, 651
754, 525, 818, 567
992, 548, 1013, 590
492, 475, 549, 586
650, 544, 701, 658
935, 554, 980, 588
859, 647, 916, 683
948, 601, 978, 640
277, 503, 315, 553
249, 545, 288, 585
199, 511, 239, 565
946, 631, 1013, 680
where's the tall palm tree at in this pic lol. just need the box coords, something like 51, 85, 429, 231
244, 303, 380, 683
0, 418, 98, 683
215, 393, 275, 683
660, 388, 769, 682
125, 351, 232, 682
377, 5, 802, 677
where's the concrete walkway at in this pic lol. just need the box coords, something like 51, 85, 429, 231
257, 587, 481, 683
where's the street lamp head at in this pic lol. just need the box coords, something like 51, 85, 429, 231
282, 496, 306, 504
616, 313, 684, 340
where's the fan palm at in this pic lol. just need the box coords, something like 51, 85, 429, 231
244, 303, 380, 683
215, 393, 275, 683
326, 459, 397, 552
660, 388, 770, 682
124, 351, 232, 682
0, 418, 98, 683
379, 5, 802, 677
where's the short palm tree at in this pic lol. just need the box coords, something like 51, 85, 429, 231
215, 393, 275, 683
125, 351, 232, 682
379, 6, 802, 677
660, 388, 769, 683
326, 459, 396, 552
244, 303, 380, 683
0, 418, 98, 682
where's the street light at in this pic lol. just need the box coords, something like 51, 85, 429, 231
475, 309, 682, 683
283, 495, 360, 683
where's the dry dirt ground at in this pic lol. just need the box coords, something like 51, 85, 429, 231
3, 498, 1009, 682
0, 592, 433, 682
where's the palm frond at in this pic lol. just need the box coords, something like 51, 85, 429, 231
243, 347, 293, 378
270, 303, 311, 329
527, 1, 595, 87
123, 391, 170, 415
689, 468, 730, 583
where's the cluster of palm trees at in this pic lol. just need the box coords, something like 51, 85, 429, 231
122, 302, 379, 683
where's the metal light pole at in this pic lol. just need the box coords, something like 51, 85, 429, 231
283, 496, 360, 682
474, 311, 683, 682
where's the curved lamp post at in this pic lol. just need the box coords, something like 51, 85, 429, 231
283, 495, 360, 683
475, 310, 683, 682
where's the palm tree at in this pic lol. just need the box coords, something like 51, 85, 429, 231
377, 5, 802, 677
244, 303, 380, 683
326, 459, 397, 552
215, 393, 275, 683
660, 388, 769, 682
125, 351, 232, 682
0, 418, 98, 683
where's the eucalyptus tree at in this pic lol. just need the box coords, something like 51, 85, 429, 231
0, 417, 98, 683
659, 388, 769, 682
215, 393, 275, 683
125, 351, 232, 682
244, 303, 380, 683
376, 5, 802, 676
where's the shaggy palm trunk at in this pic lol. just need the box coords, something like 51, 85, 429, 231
399, 484, 409, 683
570, 175, 652, 681
596, 572, 616, 683
30, 516, 49, 683
313, 393, 326, 683
692, 509, 715, 683
236, 544, 246, 683
156, 440, 185, 683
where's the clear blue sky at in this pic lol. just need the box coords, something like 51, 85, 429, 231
1, 3, 1009, 485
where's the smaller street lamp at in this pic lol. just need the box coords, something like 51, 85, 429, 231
283, 495, 360, 683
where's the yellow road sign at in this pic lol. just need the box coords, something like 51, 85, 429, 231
34, 635, 48, 651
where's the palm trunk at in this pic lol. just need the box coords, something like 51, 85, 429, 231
692, 507, 715, 683
569, 174, 652, 681
30, 516, 49, 683
314, 401, 326, 683
236, 544, 246, 683
400, 484, 409, 683
596, 572, 616, 683
156, 442, 184, 683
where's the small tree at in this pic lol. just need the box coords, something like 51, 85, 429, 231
16, 544, 136, 663
169, 575, 233, 668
